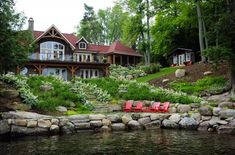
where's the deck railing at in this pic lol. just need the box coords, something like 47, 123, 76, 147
29, 53, 106, 63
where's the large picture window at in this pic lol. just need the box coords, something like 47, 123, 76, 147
40, 41, 65, 60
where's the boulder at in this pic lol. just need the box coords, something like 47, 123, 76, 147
219, 109, 235, 119
198, 106, 212, 116
177, 105, 191, 113
59, 118, 69, 127
218, 102, 234, 109
169, 107, 177, 113
89, 114, 105, 120
162, 119, 179, 129
140, 113, 151, 118
201, 116, 212, 121
121, 114, 132, 124
198, 121, 210, 131
127, 120, 141, 130
216, 125, 235, 134
38, 119, 52, 128
108, 105, 122, 112
55, 106, 67, 112
2, 111, 51, 119
169, 114, 181, 123
179, 117, 199, 129
111, 123, 126, 131
51, 119, 59, 125
11, 125, 48, 135
0, 120, 10, 134
7, 102, 31, 111
126, 75, 133, 80
175, 69, 186, 78
144, 120, 161, 130
100, 126, 111, 132
90, 120, 103, 128
67, 115, 89, 121
191, 113, 201, 122
150, 114, 170, 121
217, 120, 228, 125
1, 89, 19, 99
40, 84, 53, 91
61, 122, 75, 134
209, 116, 220, 126
27, 120, 37, 128
203, 71, 212, 76
102, 119, 111, 126
229, 119, 235, 127
15, 119, 27, 126
74, 123, 91, 130
131, 113, 141, 120
107, 114, 121, 123
50, 125, 59, 133
162, 79, 170, 83
213, 107, 222, 116
138, 117, 151, 125
200, 101, 209, 105
190, 103, 200, 109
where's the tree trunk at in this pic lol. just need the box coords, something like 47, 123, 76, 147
230, 0, 235, 100
146, 0, 151, 66
202, 19, 208, 49
196, 0, 206, 62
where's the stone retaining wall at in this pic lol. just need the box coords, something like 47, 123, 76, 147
0, 109, 235, 136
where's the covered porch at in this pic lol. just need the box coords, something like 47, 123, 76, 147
107, 54, 141, 66
17, 61, 110, 80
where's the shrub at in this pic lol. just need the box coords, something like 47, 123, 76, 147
0, 73, 39, 106
109, 64, 146, 80
170, 76, 228, 95
141, 63, 161, 74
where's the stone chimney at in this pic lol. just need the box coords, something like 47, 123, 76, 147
28, 17, 34, 31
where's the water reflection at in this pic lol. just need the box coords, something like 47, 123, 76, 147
0, 130, 234, 155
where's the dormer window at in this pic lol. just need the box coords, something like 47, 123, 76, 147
79, 42, 86, 49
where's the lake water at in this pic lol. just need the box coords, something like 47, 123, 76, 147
0, 129, 234, 155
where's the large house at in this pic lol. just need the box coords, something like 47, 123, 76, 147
18, 18, 142, 80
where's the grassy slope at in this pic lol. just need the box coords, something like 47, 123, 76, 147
136, 67, 178, 83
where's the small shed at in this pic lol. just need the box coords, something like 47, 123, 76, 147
168, 48, 195, 66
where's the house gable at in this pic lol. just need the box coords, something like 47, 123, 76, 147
76, 37, 89, 50
34, 25, 76, 50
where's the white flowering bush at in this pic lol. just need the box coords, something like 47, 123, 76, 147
109, 64, 146, 80
71, 80, 111, 103
0, 73, 39, 106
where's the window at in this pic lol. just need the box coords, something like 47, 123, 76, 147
79, 69, 99, 79
79, 42, 86, 49
73, 53, 92, 62
40, 41, 65, 60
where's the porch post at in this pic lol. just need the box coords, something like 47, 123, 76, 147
16, 66, 20, 74
120, 55, 123, 66
113, 55, 115, 64
38, 65, 42, 74
127, 56, 129, 65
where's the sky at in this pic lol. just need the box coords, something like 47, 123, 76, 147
15, 0, 115, 33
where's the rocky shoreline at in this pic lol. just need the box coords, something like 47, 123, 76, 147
0, 106, 235, 137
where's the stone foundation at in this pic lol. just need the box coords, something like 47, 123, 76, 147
0, 110, 235, 136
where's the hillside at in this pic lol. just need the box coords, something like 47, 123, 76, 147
149, 62, 230, 89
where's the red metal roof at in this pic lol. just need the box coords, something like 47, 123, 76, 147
33, 31, 141, 57
107, 41, 142, 56
88, 44, 110, 53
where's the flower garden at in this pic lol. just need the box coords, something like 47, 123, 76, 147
0, 64, 202, 114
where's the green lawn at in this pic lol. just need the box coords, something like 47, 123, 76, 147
136, 67, 178, 83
